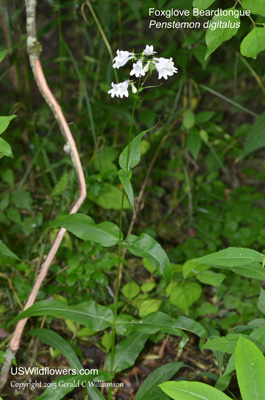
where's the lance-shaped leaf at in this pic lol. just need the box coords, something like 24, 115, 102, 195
28, 328, 111, 400
235, 337, 265, 400
9, 300, 114, 332
35, 374, 96, 400
159, 381, 232, 400
50, 213, 121, 247
0, 138, 13, 159
106, 332, 149, 373
225, 263, 265, 281
134, 362, 184, 400
0, 240, 19, 263
115, 312, 206, 338
119, 125, 156, 171
193, 247, 264, 268
118, 169, 135, 212
258, 288, 265, 314
28, 329, 83, 370
122, 233, 172, 284
0, 115, 16, 135
203, 334, 243, 354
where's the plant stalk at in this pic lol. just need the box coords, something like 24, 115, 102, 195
108, 95, 138, 399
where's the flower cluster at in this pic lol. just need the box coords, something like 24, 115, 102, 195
108, 45, 178, 99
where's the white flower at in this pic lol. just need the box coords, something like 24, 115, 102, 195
154, 57, 178, 80
113, 50, 134, 69
143, 45, 156, 56
130, 60, 145, 78
108, 81, 129, 98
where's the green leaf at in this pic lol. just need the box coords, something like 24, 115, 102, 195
122, 281, 140, 299
258, 288, 265, 314
0, 50, 9, 63
35, 374, 95, 400
193, 0, 216, 10
196, 271, 226, 286
141, 281, 156, 292
102, 332, 112, 353
118, 169, 135, 212
0, 115, 16, 135
8, 300, 113, 332
50, 213, 121, 247
249, 325, 265, 352
235, 337, 265, 400
187, 128, 201, 161
159, 381, 232, 400
183, 261, 210, 279
242, 0, 265, 17
28, 329, 82, 371
1, 168, 15, 186
227, 263, 265, 280
205, 9, 240, 59
119, 126, 156, 171
204, 334, 243, 354
139, 299, 162, 318
0, 241, 19, 263
134, 362, 184, 400
241, 26, 265, 59
106, 332, 149, 373
28, 328, 110, 400
0, 138, 13, 159
122, 233, 172, 284
193, 247, 264, 267
88, 183, 130, 210
242, 112, 265, 158
183, 111, 195, 129
116, 311, 206, 338
169, 282, 202, 314
195, 111, 215, 124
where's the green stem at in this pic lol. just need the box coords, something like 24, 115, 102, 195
108, 95, 138, 400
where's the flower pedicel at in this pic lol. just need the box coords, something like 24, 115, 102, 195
108, 44, 178, 98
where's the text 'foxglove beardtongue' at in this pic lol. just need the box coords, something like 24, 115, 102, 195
143, 45, 156, 56
108, 81, 129, 98
155, 57, 178, 80
113, 50, 134, 69
130, 60, 145, 78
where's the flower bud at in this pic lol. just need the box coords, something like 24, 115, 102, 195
131, 83, 137, 94
144, 62, 150, 72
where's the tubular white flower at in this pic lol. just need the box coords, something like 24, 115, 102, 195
113, 50, 134, 69
130, 59, 145, 78
108, 81, 129, 98
143, 45, 156, 56
154, 57, 178, 80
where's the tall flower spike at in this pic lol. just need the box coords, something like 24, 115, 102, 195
113, 50, 134, 69
130, 59, 145, 78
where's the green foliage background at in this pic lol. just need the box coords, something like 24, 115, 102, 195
1, 0, 265, 399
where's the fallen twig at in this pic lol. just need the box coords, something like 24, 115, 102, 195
0, 0, 86, 390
